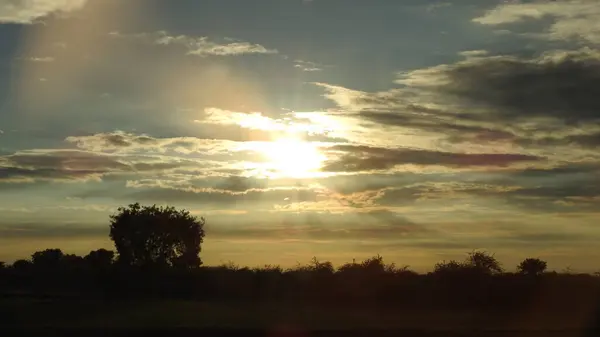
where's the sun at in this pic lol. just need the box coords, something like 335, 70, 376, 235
262, 138, 325, 178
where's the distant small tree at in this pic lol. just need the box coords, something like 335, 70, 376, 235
0, 262, 5, 269
109, 203, 205, 269
517, 258, 547, 276
466, 250, 503, 274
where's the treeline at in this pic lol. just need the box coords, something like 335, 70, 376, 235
1, 249, 600, 312
1, 203, 599, 312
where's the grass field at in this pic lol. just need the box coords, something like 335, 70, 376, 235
2, 298, 599, 336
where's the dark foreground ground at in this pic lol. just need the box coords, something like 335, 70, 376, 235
2, 327, 599, 337
2, 299, 600, 337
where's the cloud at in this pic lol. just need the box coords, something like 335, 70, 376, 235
321, 145, 543, 172
316, 47, 600, 152
293, 60, 323, 72
196, 108, 338, 141
0, 150, 127, 182
474, 0, 600, 44
426, 2, 452, 13
0, 148, 203, 183
28, 57, 55, 62
0, 0, 87, 24
200, 108, 284, 130
518, 131, 600, 148
65, 131, 235, 154
122, 182, 321, 209
109, 30, 278, 57
459, 50, 489, 58
396, 48, 600, 123
365, 162, 600, 212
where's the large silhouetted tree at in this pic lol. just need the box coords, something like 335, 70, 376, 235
109, 203, 205, 269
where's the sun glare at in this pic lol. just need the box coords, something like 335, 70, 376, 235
264, 138, 325, 178
240, 138, 326, 178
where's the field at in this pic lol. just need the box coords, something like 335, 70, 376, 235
2, 298, 599, 337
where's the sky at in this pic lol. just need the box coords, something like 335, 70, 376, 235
1, 0, 599, 271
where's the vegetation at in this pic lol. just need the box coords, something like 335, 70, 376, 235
109, 203, 205, 269
1, 203, 600, 333
517, 257, 548, 276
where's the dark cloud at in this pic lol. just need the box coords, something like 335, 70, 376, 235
0, 150, 201, 183
360, 110, 518, 144
321, 49, 600, 148
517, 132, 600, 149
405, 49, 600, 124
367, 164, 600, 211
321, 145, 543, 172
506, 162, 600, 179
7, 150, 128, 171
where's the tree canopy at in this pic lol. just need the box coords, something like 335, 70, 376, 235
517, 258, 548, 276
109, 203, 205, 269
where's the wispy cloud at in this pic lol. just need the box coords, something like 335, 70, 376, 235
28, 57, 55, 62
294, 60, 323, 72
0, 0, 87, 24
426, 2, 452, 13
196, 108, 334, 138
109, 30, 278, 57
65, 131, 235, 154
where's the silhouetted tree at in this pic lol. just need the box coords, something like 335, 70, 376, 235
466, 250, 503, 274
361, 254, 386, 274
11, 259, 32, 271
31, 249, 64, 269
85, 249, 115, 270
0, 262, 5, 269
517, 258, 547, 276
309, 257, 334, 275
62, 254, 85, 271
109, 203, 205, 269
433, 260, 465, 275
